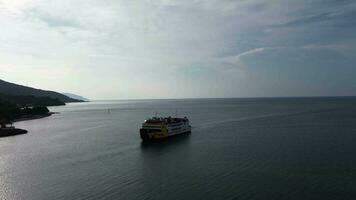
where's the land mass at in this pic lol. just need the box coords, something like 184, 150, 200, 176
0, 79, 86, 137
0, 79, 82, 103
0, 126, 28, 137
62, 92, 89, 101
0, 100, 51, 137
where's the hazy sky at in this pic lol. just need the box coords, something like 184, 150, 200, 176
1, 0, 356, 99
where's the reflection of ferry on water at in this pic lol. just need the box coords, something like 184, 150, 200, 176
140, 116, 191, 140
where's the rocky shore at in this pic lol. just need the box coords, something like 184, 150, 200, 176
0, 127, 28, 137
12, 112, 54, 123
0, 112, 55, 137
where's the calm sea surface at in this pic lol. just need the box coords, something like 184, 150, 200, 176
1, 98, 356, 200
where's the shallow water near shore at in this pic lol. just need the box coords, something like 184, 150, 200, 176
1, 97, 356, 199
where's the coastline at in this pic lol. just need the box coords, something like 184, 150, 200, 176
0, 128, 28, 137
13, 112, 56, 123
0, 112, 56, 137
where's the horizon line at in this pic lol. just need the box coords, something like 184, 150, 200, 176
85, 95, 356, 101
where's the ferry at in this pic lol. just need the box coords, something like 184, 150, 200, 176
140, 116, 191, 140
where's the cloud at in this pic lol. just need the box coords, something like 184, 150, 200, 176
234, 48, 266, 59
0, 0, 356, 98
221, 47, 288, 67
272, 10, 356, 28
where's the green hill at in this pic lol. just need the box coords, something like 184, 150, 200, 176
0, 93, 65, 106
0, 79, 83, 122
0, 79, 82, 103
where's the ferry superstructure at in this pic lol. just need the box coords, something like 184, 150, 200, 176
140, 116, 191, 140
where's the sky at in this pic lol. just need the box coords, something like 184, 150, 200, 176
0, 0, 356, 99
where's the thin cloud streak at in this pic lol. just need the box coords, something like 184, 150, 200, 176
0, 0, 355, 99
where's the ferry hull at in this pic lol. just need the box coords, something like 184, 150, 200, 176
140, 127, 191, 141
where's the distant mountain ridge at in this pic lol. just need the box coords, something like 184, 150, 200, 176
63, 93, 89, 101
0, 79, 81, 103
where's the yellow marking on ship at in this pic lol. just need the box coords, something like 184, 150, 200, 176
149, 125, 169, 139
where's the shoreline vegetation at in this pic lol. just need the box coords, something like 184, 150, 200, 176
0, 112, 57, 137
0, 101, 54, 137
0, 79, 86, 137
0, 127, 28, 137
13, 112, 56, 123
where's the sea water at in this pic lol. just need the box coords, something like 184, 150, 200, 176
1, 97, 356, 199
